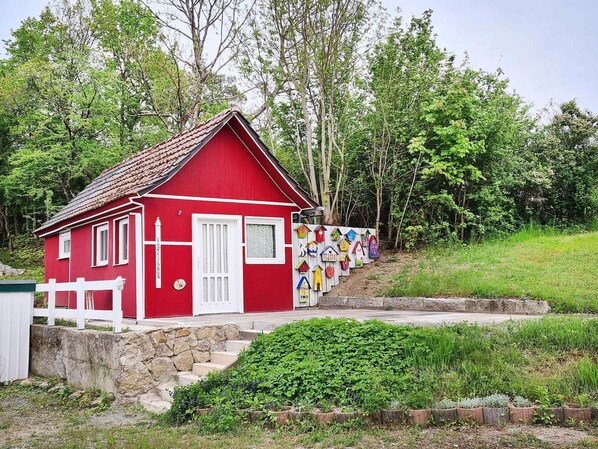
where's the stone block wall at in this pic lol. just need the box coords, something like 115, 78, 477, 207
30, 323, 240, 403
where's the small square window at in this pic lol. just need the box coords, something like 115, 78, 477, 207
246, 224, 276, 258
58, 231, 71, 259
93, 223, 109, 267
245, 217, 285, 264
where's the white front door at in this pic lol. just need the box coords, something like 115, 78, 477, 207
192, 215, 243, 315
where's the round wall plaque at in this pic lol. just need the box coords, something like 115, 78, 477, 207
173, 279, 186, 290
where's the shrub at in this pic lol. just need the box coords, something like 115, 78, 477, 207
435, 399, 457, 409
481, 394, 509, 408
457, 397, 483, 408
512, 396, 533, 407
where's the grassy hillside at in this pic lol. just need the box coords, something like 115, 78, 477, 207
0, 236, 44, 282
387, 228, 598, 313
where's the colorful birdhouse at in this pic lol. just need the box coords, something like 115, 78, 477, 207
295, 259, 310, 273
296, 276, 311, 303
362, 229, 371, 247
368, 234, 380, 260
312, 265, 324, 291
338, 237, 350, 252
325, 265, 335, 279
306, 240, 318, 257
345, 229, 357, 242
315, 225, 327, 243
296, 224, 310, 239
352, 241, 364, 267
330, 227, 342, 241
320, 245, 339, 262
352, 241, 364, 256
340, 254, 351, 271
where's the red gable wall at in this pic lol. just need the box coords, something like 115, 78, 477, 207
141, 124, 300, 317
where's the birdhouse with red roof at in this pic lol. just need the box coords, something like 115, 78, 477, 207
314, 225, 327, 243
295, 259, 310, 273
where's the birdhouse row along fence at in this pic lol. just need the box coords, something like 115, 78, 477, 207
292, 224, 378, 307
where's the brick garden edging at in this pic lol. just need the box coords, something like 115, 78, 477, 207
241, 405, 597, 427
320, 296, 551, 315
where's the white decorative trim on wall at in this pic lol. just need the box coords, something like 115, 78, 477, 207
143, 193, 296, 207
154, 218, 162, 289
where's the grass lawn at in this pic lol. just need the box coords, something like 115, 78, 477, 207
387, 228, 598, 313
1, 384, 597, 449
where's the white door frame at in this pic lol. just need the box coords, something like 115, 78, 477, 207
192, 214, 244, 315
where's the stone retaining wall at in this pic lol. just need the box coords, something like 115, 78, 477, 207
30, 323, 240, 403
320, 296, 550, 315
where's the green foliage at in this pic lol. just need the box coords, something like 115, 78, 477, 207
168, 316, 598, 423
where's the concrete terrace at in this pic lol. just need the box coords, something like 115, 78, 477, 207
117, 308, 544, 332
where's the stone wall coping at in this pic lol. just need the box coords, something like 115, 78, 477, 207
320, 296, 550, 315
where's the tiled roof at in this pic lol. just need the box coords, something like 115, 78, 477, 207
36, 108, 242, 233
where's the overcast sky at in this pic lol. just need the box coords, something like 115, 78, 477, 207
1, 0, 596, 112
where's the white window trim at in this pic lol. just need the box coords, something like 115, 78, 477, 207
58, 230, 71, 259
113, 216, 129, 266
244, 216, 285, 265
92, 222, 109, 267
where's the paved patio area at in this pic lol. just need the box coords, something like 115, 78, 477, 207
120, 307, 544, 332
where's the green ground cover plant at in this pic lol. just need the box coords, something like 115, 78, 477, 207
168, 316, 598, 424
386, 227, 598, 313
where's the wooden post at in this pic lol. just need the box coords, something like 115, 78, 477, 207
76, 277, 85, 330
47, 278, 56, 326
113, 277, 125, 333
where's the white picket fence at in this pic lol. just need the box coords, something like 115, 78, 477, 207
33, 277, 125, 333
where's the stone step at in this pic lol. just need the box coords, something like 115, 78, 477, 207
210, 351, 238, 365
176, 371, 202, 387
252, 321, 280, 332
225, 339, 252, 353
193, 361, 229, 377
157, 383, 176, 402
240, 329, 271, 341
138, 392, 171, 413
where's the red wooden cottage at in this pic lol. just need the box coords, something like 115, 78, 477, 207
34, 109, 319, 319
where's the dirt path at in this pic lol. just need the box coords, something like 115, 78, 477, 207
329, 250, 416, 297
1, 384, 597, 448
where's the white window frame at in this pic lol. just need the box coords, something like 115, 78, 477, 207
113, 216, 129, 265
92, 222, 109, 267
244, 216, 285, 265
58, 230, 71, 259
